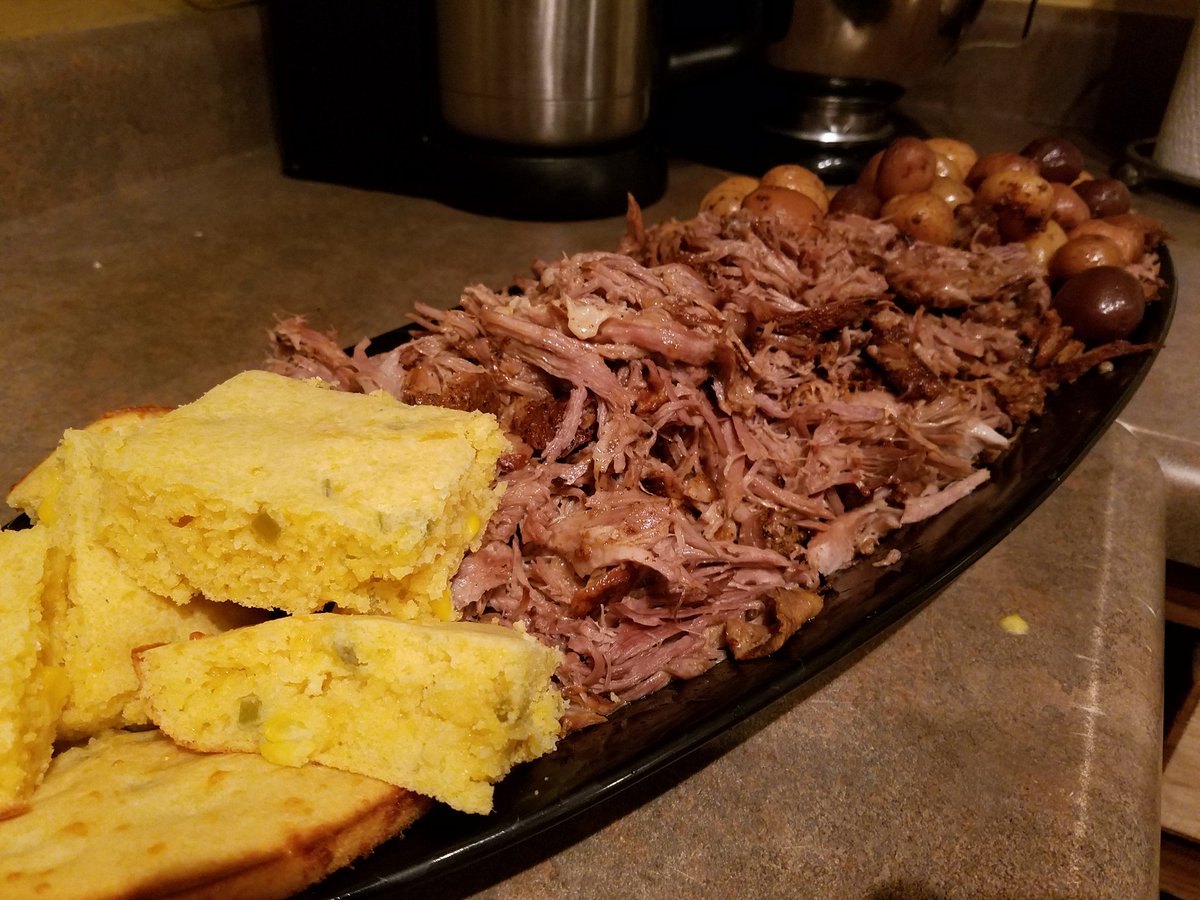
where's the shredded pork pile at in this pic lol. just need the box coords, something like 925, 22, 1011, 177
268, 202, 1160, 728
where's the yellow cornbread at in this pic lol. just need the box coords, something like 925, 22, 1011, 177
90, 370, 508, 618
8, 410, 265, 740
0, 729, 429, 899
7, 404, 172, 524
0, 525, 67, 817
135, 614, 565, 814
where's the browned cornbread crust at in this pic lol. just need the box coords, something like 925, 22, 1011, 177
150, 788, 429, 900
0, 730, 430, 899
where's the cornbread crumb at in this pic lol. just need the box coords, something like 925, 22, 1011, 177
1000, 613, 1030, 635
0, 526, 67, 816
0, 730, 429, 899
136, 614, 565, 814
92, 371, 508, 618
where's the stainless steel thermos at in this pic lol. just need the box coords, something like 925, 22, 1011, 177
436, 0, 654, 149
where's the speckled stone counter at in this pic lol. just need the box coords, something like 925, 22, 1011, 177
0, 149, 1171, 897
1118, 190, 1200, 568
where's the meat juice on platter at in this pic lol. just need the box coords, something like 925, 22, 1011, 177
270, 134, 1168, 732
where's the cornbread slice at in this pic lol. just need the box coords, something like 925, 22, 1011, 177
7, 405, 171, 524
92, 370, 508, 618
136, 614, 565, 814
0, 525, 67, 817
9, 411, 265, 740
0, 729, 430, 899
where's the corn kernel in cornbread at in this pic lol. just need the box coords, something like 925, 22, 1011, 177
92, 371, 507, 618
0, 525, 67, 817
9, 411, 265, 739
0, 729, 429, 899
135, 614, 565, 814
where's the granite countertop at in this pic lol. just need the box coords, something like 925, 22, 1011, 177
0, 146, 1181, 896
1118, 189, 1200, 567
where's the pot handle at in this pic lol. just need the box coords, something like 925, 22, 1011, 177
958, 0, 1040, 51
663, 0, 765, 84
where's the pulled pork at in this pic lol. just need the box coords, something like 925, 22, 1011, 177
268, 202, 1161, 728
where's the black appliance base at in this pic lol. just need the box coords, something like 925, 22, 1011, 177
429, 136, 668, 221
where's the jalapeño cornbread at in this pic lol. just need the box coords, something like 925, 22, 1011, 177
0, 729, 429, 899
0, 526, 66, 817
90, 370, 508, 619
135, 614, 565, 814
7, 411, 265, 740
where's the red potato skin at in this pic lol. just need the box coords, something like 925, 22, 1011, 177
874, 137, 937, 201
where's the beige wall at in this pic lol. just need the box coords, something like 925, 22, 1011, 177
0, 0, 194, 41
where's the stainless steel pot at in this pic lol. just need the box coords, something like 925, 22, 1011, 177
436, 0, 653, 149
765, 0, 986, 89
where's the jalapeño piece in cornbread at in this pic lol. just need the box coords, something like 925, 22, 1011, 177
0, 730, 430, 899
0, 525, 67, 818
8, 409, 265, 741
92, 370, 508, 619
135, 614, 565, 815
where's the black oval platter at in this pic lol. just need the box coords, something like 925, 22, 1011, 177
301, 248, 1177, 897
5, 250, 1177, 899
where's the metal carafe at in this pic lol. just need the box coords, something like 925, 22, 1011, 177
436, 0, 654, 149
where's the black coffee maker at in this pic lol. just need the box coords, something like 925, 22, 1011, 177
264, 0, 667, 220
